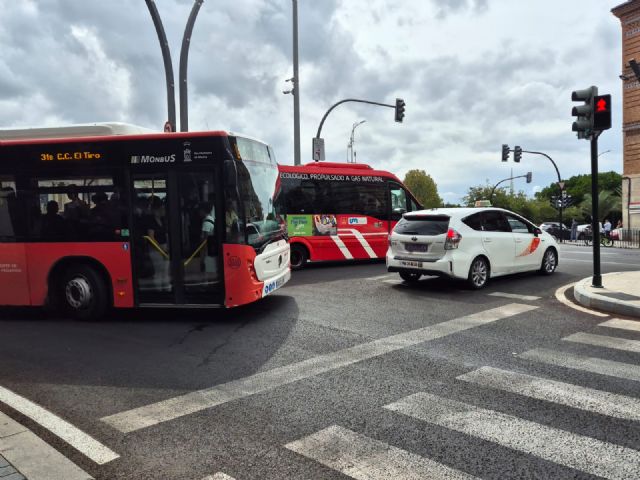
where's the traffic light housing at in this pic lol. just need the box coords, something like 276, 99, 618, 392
593, 94, 611, 131
571, 86, 597, 139
501, 144, 509, 162
526, 171, 532, 183
514, 146, 522, 163
394, 98, 405, 123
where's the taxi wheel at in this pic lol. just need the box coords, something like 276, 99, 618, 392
467, 256, 489, 289
539, 248, 557, 275
290, 244, 308, 270
399, 271, 421, 283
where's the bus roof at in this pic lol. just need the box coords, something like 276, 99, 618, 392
0, 122, 157, 140
278, 161, 402, 181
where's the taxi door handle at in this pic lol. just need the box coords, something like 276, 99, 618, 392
483, 237, 492, 242
515, 239, 524, 243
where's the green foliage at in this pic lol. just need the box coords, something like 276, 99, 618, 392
580, 190, 622, 221
403, 169, 443, 208
535, 171, 622, 205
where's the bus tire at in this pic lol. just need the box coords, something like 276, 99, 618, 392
59, 264, 109, 321
290, 244, 308, 270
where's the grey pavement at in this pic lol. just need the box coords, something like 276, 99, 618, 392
574, 271, 640, 318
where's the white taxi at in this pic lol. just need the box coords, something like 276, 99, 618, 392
386, 208, 558, 288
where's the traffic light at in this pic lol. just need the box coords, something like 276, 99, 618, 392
526, 171, 532, 183
571, 86, 597, 139
394, 98, 405, 123
514, 145, 522, 163
501, 144, 509, 162
593, 94, 611, 131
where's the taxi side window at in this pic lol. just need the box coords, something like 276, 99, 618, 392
462, 213, 482, 231
505, 214, 531, 234
481, 211, 511, 232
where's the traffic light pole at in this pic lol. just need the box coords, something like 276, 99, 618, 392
489, 174, 530, 204
315, 98, 396, 139
522, 150, 564, 243
590, 134, 602, 288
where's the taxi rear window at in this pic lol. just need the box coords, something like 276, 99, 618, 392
394, 215, 450, 235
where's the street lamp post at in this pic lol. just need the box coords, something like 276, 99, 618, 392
291, 0, 301, 165
348, 120, 366, 163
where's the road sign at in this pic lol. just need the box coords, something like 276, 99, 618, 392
557, 181, 565, 190
312, 137, 325, 162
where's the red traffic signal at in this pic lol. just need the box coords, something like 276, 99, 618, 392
593, 94, 611, 131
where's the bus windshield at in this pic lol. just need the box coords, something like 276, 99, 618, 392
231, 137, 285, 252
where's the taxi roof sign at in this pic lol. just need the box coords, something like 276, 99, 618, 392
475, 200, 492, 207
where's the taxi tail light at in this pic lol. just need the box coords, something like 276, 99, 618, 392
444, 228, 462, 250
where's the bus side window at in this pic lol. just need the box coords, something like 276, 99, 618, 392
409, 196, 420, 212
389, 184, 407, 221
0, 177, 26, 241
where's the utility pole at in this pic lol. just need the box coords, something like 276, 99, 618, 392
292, 0, 301, 165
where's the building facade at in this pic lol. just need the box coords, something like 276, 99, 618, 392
613, 1, 640, 229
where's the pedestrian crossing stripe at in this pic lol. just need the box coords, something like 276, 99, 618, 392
384, 392, 640, 480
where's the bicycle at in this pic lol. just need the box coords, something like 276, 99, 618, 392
583, 227, 613, 247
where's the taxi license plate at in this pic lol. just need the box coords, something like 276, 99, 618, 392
263, 275, 287, 297
400, 260, 423, 268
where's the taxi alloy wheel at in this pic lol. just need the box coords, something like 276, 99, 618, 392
468, 256, 489, 289
540, 248, 557, 275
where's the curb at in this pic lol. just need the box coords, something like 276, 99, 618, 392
574, 275, 640, 319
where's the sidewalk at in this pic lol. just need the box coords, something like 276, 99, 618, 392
574, 271, 640, 318
0, 411, 92, 480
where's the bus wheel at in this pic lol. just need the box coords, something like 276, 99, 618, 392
290, 244, 308, 270
60, 265, 108, 321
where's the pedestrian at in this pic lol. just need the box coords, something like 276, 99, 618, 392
603, 218, 612, 238
570, 218, 578, 241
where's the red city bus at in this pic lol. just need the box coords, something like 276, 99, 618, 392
277, 162, 421, 269
0, 123, 290, 319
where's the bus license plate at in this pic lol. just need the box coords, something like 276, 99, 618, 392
400, 260, 423, 268
263, 275, 287, 297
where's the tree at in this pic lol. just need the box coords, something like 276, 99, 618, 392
403, 169, 442, 208
580, 190, 622, 222
535, 171, 622, 205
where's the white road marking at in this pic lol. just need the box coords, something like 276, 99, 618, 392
520, 348, 640, 382
382, 278, 403, 285
385, 392, 640, 480
365, 274, 395, 281
202, 473, 236, 480
561, 258, 640, 266
554, 283, 609, 317
330, 235, 353, 259
0, 411, 94, 480
0, 385, 119, 464
285, 425, 478, 480
488, 292, 541, 301
101, 303, 537, 433
458, 366, 640, 422
599, 318, 640, 332
563, 332, 640, 354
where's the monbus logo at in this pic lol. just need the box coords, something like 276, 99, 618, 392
130, 154, 176, 164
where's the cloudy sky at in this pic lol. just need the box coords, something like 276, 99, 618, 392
0, 0, 626, 203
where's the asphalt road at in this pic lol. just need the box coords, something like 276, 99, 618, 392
1, 243, 639, 479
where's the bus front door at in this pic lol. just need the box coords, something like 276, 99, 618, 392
132, 172, 224, 306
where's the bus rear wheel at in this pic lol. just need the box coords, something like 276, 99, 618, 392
290, 244, 308, 270
58, 265, 109, 321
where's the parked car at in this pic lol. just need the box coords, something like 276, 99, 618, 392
386, 208, 559, 289
539, 222, 570, 240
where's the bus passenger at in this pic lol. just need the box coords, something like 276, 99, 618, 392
41, 200, 66, 241
200, 202, 217, 278
146, 196, 170, 290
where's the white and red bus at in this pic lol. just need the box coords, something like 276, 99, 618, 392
277, 162, 421, 269
0, 123, 290, 319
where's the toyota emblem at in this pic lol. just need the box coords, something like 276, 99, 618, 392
411, 236, 418, 242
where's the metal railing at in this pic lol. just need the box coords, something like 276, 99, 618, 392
565, 228, 640, 249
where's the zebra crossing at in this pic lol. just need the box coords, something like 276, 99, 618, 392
280, 317, 640, 479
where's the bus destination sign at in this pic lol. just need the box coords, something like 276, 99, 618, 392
40, 150, 103, 162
